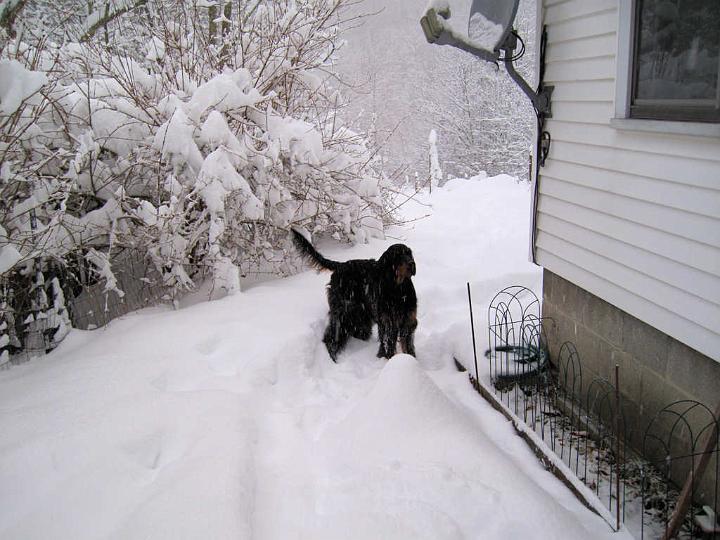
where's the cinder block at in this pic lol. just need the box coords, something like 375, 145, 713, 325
573, 322, 607, 380
666, 339, 720, 407
543, 269, 555, 304
612, 350, 643, 436
555, 274, 582, 319
620, 311, 670, 378
543, 306, 578, 368
639, 368, 687, 423
581, 295, 624, 348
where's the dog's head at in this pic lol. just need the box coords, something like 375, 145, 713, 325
379, 244, 416, 284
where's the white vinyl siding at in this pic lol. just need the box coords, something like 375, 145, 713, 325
537, 0, 720, 361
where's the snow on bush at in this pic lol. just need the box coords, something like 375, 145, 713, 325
428, 129, 442, 189
0, 0, 386, 314
0, 59, 47, 115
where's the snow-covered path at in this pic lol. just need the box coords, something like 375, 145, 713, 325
0, 177, 629, 539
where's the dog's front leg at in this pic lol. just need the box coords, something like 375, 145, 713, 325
400, 331, 416, 356
377, 315, 398, 359
399, 311, 417, 356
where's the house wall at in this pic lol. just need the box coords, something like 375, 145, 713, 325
536, 0, 720, 509
536, 0, 720, 363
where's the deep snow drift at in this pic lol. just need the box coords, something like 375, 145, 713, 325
0, 175, 629, 539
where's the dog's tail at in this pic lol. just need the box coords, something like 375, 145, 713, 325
291, 229, 341, 272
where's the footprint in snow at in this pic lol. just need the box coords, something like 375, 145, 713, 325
193, 334, 221, 356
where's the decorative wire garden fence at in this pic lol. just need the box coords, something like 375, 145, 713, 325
1, 250, 166, 367
67, 250, 166, 331
461, 284, 719, 539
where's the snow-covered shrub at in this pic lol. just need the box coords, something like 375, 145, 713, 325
0, 0, 386, 329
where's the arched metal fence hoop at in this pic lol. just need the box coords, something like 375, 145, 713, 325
483, 286, 550, 435
641, 400, 720, 539
578, 376, 626, 513
521, 313, 545, 346
557, 341, 583, 401
555, 342, 584, 470
647, 402, 718, 452
487, 286, 541, 332
586, 378, 627, 435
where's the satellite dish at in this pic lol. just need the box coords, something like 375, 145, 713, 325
467, 0, 519, 52
420, 2, 498, 63
419, 0, 554, 171
420, 0, 519, 62
420, 0, 551, 118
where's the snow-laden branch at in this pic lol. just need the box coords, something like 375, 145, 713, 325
1, 0, 388, 308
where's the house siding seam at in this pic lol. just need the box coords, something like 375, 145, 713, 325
537, 0, 720, 361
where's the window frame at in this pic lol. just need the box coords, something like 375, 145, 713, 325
615, 0, 720, 126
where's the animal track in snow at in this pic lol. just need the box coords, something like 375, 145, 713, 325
194, 335, 221, 355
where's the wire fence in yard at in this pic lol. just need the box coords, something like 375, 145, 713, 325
461, 284, 719, 539
1, 250, 167, 367
67, 250, 166, 331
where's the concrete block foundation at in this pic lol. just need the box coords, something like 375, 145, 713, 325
541, 269, 720, 508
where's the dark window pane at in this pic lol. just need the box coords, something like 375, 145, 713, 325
632, 0, 719, 120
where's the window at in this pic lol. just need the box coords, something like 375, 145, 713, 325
630, 0, 720, 123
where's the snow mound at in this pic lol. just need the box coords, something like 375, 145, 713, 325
321, 355, 500, 488
317, 354, 617, 540
329, 354, 467, 455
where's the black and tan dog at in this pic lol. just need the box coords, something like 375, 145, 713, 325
291, 229, 417, 362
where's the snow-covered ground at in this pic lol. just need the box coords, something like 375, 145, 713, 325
0, 175, 630, 539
